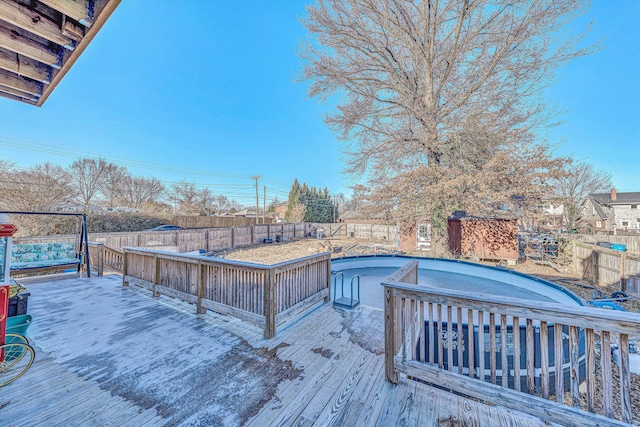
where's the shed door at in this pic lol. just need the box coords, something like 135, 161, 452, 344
417, 223, 431, 250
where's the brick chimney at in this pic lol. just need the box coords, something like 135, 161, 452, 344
611, 188, 617, 201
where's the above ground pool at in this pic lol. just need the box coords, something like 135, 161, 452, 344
330, 255, 586, 393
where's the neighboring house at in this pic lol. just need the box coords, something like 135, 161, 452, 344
232, 208, 259, 218
538, 196, 564, 231
579, 189, 640, 233
273, 202, 288, 222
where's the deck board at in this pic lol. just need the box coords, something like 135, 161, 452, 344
1, 275, 559, 426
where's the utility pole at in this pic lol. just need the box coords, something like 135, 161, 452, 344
263, 185, 266, 224
252, 175, 260, 225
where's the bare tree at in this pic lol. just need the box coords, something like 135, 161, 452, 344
551, 160, 612, 229
100, 165, 129, 208
168, 181, 200, 214
116, 175, 164, 209
212, 195, 230, 214
69, 158, 114, 211
301, 0, 592, 249
0, 163, 76, 212
199, 188, 214, 216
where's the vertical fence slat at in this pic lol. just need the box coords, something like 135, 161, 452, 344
457, 307, 463, 375
428, 302, 434, 366
419, 301, 425, 364
618, 333, 632, 423
501, 314, 508, 388
601, 330, 613, 418
447, 305, 453, 372
555, 324, 564, 403
410, 299, 416, 361
513, 316, 520, 392
468, 309, 475, 380
478, 311, 485, 382
540, 321, 549, 399
437, 304, 443, 370
490, 312, 497, 384
585, 328, 595, 413
570, 325, 580, 408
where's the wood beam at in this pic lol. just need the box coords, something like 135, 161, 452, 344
0, 67, 42, 95
0, 23, 59, 67
0, 88, 37, 103
39, 0, 93, 27
0, 46, 51, 83
0, 81, 39, 101
37, 0, 121, 106
0, 0, 75, 50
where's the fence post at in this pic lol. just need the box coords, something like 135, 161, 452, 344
231, 226, 235, 249
621, 251, 626, 292
573, 240, 578, 276
384, 285, 399, 384
264, 268, 276, 338
251, 225, 255, 245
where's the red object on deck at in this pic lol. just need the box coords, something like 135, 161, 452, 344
0, 224, 17, 237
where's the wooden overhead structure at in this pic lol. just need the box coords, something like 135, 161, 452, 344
0, 0, 120, 106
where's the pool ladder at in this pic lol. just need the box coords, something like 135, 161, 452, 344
332, 272, 360, 308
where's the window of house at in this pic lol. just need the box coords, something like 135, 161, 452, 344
632, 205, 638, 209
596, 220, 602, 228
622, 222, 629, 226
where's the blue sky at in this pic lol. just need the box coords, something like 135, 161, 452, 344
0, 0, 638, 208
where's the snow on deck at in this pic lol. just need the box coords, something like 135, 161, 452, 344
1, 275, 559, 426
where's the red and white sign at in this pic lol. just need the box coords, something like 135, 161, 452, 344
0, 224, 17, 237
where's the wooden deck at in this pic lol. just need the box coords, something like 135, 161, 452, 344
2, 275, 559, 426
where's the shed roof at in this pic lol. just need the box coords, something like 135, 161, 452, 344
0, 0, 121, 106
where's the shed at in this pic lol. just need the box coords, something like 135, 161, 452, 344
448, 212, 518, 262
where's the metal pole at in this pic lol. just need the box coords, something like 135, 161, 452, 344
83, 214, 91, 278
263, 185, 266, 224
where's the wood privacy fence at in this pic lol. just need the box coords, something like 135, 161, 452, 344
569, 234, 640, 254
121, 247, 332, 338
382, 261, 640, 426
312, 223, 400, 242
16, 223, 310, 253
573, 241, 640, 298
174, 215, 257, 229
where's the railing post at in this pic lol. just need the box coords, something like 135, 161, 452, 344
384, 285, 399, 384
197, 261, 206, 314
97, 243, 104, 277
264, 268, 276, 338
122, 249, 128, 286
153, 254, 160, 297
325, 255, 331, 303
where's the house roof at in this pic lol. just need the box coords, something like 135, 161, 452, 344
0, 0, 121, 106
590, 192, 640, 205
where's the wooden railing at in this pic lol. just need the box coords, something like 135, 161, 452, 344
88, 243, 124, 276
383, 261, 639, 426
122, 247, 331, 338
